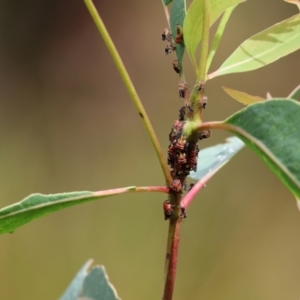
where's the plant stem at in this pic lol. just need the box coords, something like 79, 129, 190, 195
84, 0, 173, 186
181, 168, 219, 209
206, 6, 236, 74
163, 217, 182, 300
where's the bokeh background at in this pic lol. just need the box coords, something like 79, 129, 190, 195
0, 0, 300, 299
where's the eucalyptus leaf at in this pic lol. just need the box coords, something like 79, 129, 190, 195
0, 186, 139, 235
189, 136, 244, 181
209, 14, 300, 78
183, 0, 245, 68
223, 99, 300, 198
222, 86, 264, 105
163, 0, 173, 5
60, 260, 121, 300
80, 266, 121, 300
170, 0, 186, 68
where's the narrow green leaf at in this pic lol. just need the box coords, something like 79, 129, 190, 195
60, 260, 93, 300
163, 0, 173, 5
0, 186, 141, 235
222, 86, 265, 105
80, 266, 121, 300
170, 0, 186, 67
183, 0, 245, 68
189, 136, 245, 181
209, 14, 300, 79
224, 99, 300, 198
288, 84, 300, 100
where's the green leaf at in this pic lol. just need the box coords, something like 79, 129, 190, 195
60, 260, 93, 300
170, 0, 186, 68
222, 86, 265, 105
189, 136, 245, 181
224, 99, 300, 198
0, 186, 139, 235
60, 260, 121, 300
288, 84, 300, 100
183, 0, 245, 69
80, 266, 121, 300
209, 14, 300, 79
163, 0, 173, 5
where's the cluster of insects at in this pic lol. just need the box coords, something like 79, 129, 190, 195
161, 25, 210, 220
161, 25, 183, 75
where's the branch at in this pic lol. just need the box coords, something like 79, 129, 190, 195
83, 0, 173, 186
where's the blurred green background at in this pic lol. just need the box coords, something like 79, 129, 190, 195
0, 0, 300, 299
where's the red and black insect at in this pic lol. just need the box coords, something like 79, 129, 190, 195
175, 24, 183, 44
175, 136, 187, 151
167, 143, 176, 167
170, 179, 182, 193
163, 200, 187, 220
172, 60, 181, 74
163, 200, 174, 220
177, 152, 187, 165
179, 106, 186, 121
169, 120, 184, 143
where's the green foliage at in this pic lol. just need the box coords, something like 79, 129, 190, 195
60, 260, 120, 300
170, 0, 186, 67
163, 0, 173, 5
183, 0, 244, 69
189, 136, 244, 181
209, 14, 300, 79
225, 99, 300, 198
222, 86, 264, 105
0, 187, 137, 235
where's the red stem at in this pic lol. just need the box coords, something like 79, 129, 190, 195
163, 218, 182, 300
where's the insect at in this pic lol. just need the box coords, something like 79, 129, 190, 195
199, 129, 211, 140
163, 200, 174, 220
169, 120, 184, 143
193, 80, 205, 93
177, 152, 187, 165
188, 144, 199, 171
175, 24, 183, 44
200, 96, 208, 109
178, 81, 189, 98
175, 136, 187, 151
163, 200, 187, 220
165, 43, 175, 55
172, 60, 181, 74
167, 143, 176, 167
188, 183, 195, 191
162, 28, 172, 43
180, 205, 187, 219
178, 106, 186, 121
170, 179, 182, 193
